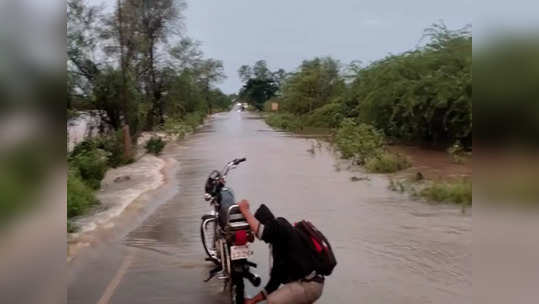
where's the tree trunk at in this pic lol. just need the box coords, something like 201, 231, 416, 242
205, 79, 211, 114
117, 0, 130, 131
122, 124, 132, 160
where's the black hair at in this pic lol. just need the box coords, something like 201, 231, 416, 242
254, 204, 275, 225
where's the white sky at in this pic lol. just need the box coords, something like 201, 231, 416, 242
83, 0, 480, 94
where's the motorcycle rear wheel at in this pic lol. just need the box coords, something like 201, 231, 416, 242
230, 273, 245, 304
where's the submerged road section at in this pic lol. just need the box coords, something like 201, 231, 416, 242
68, 107, 471, 304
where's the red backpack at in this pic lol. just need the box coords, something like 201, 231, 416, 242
294, 220, 337, 276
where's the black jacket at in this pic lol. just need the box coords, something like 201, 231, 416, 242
259, 217, 315, 294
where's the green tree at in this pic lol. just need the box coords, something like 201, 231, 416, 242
67, 0, 102, 107
238, 61, 284, 110
238, 65, 253, 82
239, 78, 279, 110
351, 23, 472, 145
281, 57, 345, 115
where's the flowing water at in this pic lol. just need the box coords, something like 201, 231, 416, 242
68, 108, 471, 304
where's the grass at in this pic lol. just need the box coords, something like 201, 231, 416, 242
420, 179, 472, 205
365, 152, 411, 173
67, 169, 99, 219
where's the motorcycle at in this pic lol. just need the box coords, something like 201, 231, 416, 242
200, 158, 261, 304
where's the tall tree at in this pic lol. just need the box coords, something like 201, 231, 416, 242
237, 61, 284, 109
195, 59, 225, 113
252, 60, 272, 80
168, 37, 203, 70
67, 0, 102, 105
138, 0, 185, 127
238, 65, 253, 82
281, 57, 344, 114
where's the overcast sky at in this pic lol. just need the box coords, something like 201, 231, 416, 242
89, 0, 473, 94
184, 0, 473, 94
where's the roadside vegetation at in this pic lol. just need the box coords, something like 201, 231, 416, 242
238, 22, 471, 203
387, 177, 472, 208
420, 179, 472, 206
145, 137, 166, 155
67, 134, 133, 231
67, 0, 233, 228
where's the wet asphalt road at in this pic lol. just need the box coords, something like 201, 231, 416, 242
68, 107, 471, 304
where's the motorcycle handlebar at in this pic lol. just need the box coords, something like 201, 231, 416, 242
234, 157, 246, 165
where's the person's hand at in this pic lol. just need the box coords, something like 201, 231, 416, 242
238, 199, 250, 213
245, 291, 265, 304
244, 298, 257, 304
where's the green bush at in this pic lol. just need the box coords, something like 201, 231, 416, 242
162, 112, 205, 138
69, 145, 108, 189
94, 131, 133, 167
447, 140, 468, 164
303, 103, 345, 129
145, 137, 166, 155
265, 113, 304, 131
163, 118, 194, 138
350, 24, 472, 146
365, 152, 411, 173
279, 57, 345, 115
420, 179, 472, 205
70, 140, 97, 158
184, 111, 205, 129
67, 169, 99, 219
335, 119, 384, 163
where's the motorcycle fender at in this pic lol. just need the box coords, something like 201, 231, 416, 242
201, 214, 216, 220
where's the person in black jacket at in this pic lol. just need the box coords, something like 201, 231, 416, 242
238, 200, 324, 304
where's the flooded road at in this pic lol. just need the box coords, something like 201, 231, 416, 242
68, 108, 471, 304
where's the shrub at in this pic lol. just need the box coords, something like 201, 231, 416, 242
162, 112, 205, 138
94, 131, 133, 167
420, 179, 472, 205
447, 140, 467, 164
67, 220, 76, 233
265, 113, 304, 131
352, 24, 472, 146
303, 103, 345, 128
335, 119, 384, 163
69, 145, 108, 189
70, 140, 97, 158
67, 169, 99, 218
163, 118, 193, 138
365, 152, 411, 173
145, 136, 166, 155
184, 111, 205, 129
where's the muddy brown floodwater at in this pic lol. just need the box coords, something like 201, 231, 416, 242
68, 107, 471, 304
389, 145, 472, 181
